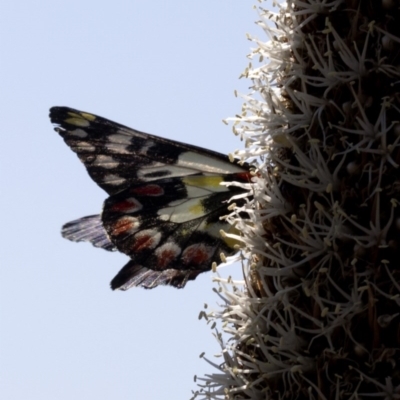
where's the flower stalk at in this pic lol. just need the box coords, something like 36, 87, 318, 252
194, 0, 400, 398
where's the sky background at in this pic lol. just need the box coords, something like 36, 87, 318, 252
0, 1, 265, 399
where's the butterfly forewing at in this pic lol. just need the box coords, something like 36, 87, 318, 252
51, 106, 250, 289
50, 107, 245, 195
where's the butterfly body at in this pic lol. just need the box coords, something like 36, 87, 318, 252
51, 107, 250, 290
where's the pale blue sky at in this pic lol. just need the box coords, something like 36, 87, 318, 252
0, 1, 261, 399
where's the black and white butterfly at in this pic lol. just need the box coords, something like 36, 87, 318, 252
51, 107, 250, 290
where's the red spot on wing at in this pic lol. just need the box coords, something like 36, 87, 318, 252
111, 216, 139, 236
155, 243, 181, 269
131, 184, 164, 196
111, 197, 142, 213
182, 244, 214, 266
132, 235, 153, 251
158, 250, 177, 269
131, 230, 161, 252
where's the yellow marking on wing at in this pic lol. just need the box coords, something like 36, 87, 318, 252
79, 112, 96, 121
182, 176, 224, 188
188, 202, 204, 215
158, 199, 206, 223
64, 117, 90, 127
180, 228, 190, 237
65, 111, 96, 127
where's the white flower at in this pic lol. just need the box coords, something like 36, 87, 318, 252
194, 1, 400, 398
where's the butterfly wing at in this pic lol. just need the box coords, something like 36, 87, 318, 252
51, 107, 249, 289
103, 175, 245, 268
50, 107, 245, 195
110, 262, 203, 290
62, 214, 116, 251
61, 214, 205, 289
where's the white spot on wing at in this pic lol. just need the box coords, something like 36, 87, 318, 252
106, 144, 132, 154
155, 242, 181, 257
109, 133, 133, 145
132, 229, 162, 250
107, 133, 133, 154
103, 174, 127, 186
178, 152, 244, 174
158, 198, 206, 222
139, 140, 155, 155
158, 213, 170, 222
137, 165, 198, 181
70, 129, 88, 138
111, 216, 140, 235
155, 242, 181, 268
75, 142, 96, 152
136, 162, 164, 174
92, 155, 120, 169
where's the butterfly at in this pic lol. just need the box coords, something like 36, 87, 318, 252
50, 107, 251, 290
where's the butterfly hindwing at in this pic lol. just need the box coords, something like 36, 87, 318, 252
51, 106, 249, 289
110, 261, 203, 290
62, 215, 116, 252
102, 175, 245, 273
